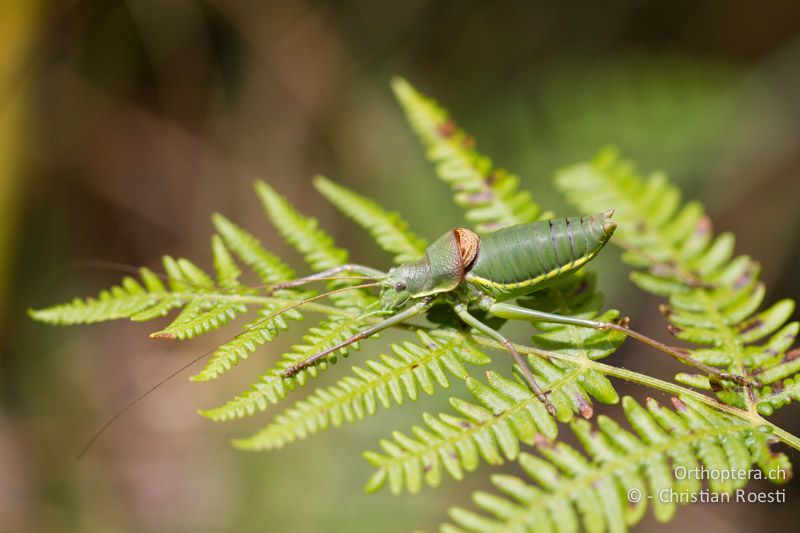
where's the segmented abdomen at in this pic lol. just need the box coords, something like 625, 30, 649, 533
466, 212, 615, 299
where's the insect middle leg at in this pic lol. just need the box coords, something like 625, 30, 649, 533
488, 301, 756, 387
454, 303, 556, 416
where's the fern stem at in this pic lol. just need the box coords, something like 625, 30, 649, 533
768, 425, 800, 453
154, 292, 352, 317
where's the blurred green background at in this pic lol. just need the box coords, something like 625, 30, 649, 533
3, 1, 800, 532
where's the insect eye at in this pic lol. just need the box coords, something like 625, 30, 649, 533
394, 282, 407, 292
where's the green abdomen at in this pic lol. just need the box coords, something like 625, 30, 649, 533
466, 213, 615, 299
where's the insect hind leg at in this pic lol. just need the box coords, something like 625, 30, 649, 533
454, 304, 556, 416
488, 301, 757, 388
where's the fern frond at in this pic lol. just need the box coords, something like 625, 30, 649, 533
211, 213, 296, 284
524, 354, 619, 421
211, 235, 242, 288
30, 208, 319, 382
445, 395, 791, 532
256, 179, 348, 272
29, 266, 174, 325
556, 148, 800, 413
31, 79, 800, 533
191, 217, 303, 381
230, 331, 490, 451
190, 297, 307, 382
392, 77, 542, 233
363, 371, 577, 495
756, 374, 800, 415
364, 352, 622, 496
199, 313, 373, 421
151, 255, 250, 340
255, 179, 375, 311
314, 175, 427, 264
29, 255, 255, 333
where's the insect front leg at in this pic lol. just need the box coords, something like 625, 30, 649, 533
453, 303, 556, 416
488, 302, 757, 387
282, 297, 434, 377
271, 264, 386, 291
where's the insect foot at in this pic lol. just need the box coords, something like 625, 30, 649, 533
281, 365, 303, 378
723, 373, 760, 388
542, 394, 557, 417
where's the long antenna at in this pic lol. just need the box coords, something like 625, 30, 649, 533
76, 281, 380, 459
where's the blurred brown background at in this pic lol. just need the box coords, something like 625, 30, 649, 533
2, 1, 800, 532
